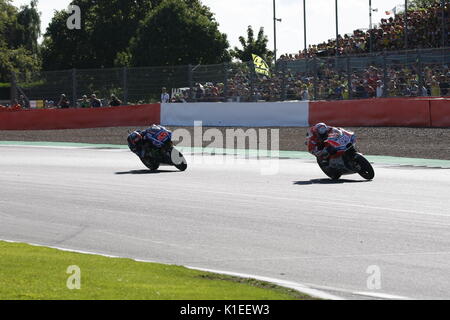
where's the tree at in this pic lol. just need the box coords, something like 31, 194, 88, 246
0, 47, 41, 82
41, 0, 155, 70
129, 0, 230, 67
230, 26, 273, 64
15, 0, 41, 53
0, 0, 19, 50
0, 0, 41, 82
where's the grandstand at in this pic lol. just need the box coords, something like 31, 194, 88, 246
278, 1, 449, 60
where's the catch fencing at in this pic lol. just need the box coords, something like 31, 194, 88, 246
11, 47, 450, 107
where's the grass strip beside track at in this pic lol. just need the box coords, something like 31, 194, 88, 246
1, 140, 450, 168
0, 241, 312, 300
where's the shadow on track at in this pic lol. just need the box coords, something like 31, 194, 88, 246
115, 169, 178, 175
293, 178, 370, 185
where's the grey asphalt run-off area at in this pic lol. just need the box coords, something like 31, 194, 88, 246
1, 144, 450, 300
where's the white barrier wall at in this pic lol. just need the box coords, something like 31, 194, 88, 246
161, 102, 310, 127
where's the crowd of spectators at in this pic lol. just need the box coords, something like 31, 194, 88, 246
172, 60, 449, 103
7, 61, 450, 107
42, 93, 123, 108
278, 2, 449, 61
0, 100, 23, 111
177, 3, 450, 102
0, 95, 28, 111
5, 63, 449, 108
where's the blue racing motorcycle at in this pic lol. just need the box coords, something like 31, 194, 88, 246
128, 126, 187, 172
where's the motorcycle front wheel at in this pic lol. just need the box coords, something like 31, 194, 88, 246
355, 155, 375, 180
170, 148, 187, 172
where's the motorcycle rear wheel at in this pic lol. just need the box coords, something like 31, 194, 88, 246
141, 157, 160, 171
316, 159, 342, 180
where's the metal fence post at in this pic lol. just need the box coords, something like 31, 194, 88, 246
223, 62, 229, 101
188, 64, 193, 97
313, 58, 318, 100
123, 67, 128, 105
442, 0, 447, 48
72, 68, 77, 107
382, 50, 388, 98
416, 49, 424, 96
249, 61, 255, 102
10, 72, 17, 105
347, 55, 352, 100
281, 61, 287, 101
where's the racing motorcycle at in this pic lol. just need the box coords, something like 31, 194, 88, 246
316, 129, 374, 181
128, 127, 187, 172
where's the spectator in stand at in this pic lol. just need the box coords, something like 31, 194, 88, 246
90, 94, 102, 108
300, 85, 309, 100
10, 99, 22, 111
399, 83, 412, 96
58, 94, 70, 108
79, 95, 90, 108
161, 87, 170, 103
421, 83, 429, 96
409, 80, 420, 96
439, 74, 449, 96
44, 100, 55, 108
171, 93, 186, 103
430, 77, 441, 96
376, 80, 384, 98
195, 83, 204, 101
109, 94, 122, 106
354, 80, 368, 98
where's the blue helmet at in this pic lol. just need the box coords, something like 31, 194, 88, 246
128, 131, 142, 147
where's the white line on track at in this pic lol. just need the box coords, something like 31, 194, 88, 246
0, 238, 416, 300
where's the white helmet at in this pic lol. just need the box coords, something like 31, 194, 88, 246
314, 123, 329, 139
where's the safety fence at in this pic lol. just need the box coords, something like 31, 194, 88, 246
8, 47, 450, 108
1, 98, 449, 130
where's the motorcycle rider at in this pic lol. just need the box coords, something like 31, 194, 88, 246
306, 122, 350, 164
127, 124, 171, 158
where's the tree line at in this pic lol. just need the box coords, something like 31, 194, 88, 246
0, 0, 273, 83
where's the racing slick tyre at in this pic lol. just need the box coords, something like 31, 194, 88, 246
355, 155, 375, 180
141, 157, 160, 171
316, 158, 342, 180
172, 149, 187, 172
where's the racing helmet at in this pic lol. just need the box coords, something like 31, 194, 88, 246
128, 131, 143, 147
313, 123, 329, 140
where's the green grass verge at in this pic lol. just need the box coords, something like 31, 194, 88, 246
0, 241, 313, 300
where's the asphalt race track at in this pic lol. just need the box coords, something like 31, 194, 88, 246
1, 145, 450, 300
